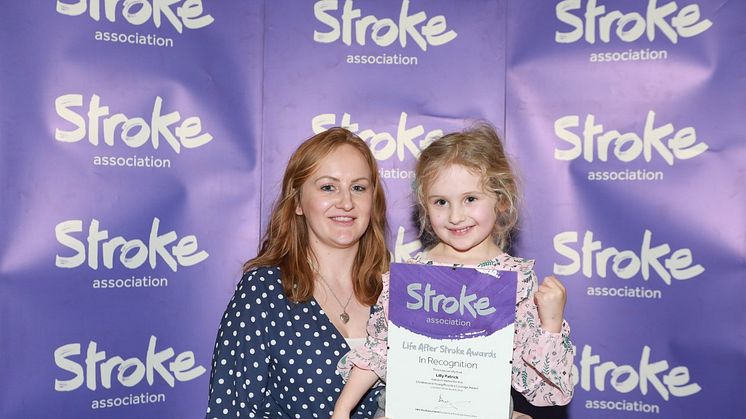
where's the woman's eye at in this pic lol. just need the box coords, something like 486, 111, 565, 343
352, 185, 367, 192
320, 184, 335, 192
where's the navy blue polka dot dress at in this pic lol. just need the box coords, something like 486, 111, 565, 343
206, 266, 381, 418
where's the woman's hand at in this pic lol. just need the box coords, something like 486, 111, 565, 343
533, 275, 567, 334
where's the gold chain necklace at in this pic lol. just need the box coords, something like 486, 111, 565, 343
316, 273, 353, 324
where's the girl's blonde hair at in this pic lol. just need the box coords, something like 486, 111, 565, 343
414, 122, 519, 251
244, 128, 389, 305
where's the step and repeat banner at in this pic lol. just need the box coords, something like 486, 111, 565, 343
261, 0, 506, 263
506, 1, 745, 418
0, 2, 263, 418
1, 1, 743, 419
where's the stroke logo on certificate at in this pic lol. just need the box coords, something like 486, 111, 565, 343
386, 262, 517, 418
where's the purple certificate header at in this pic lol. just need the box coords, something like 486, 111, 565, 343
389, 263, 517, 340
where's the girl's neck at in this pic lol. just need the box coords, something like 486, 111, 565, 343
426, 242, 503, 266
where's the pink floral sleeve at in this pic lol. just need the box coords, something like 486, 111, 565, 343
337, 273, 390, 381
503, 257, 575, 406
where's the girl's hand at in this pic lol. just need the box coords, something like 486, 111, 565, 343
330, 411, 350, 419
533, 275, 566, 333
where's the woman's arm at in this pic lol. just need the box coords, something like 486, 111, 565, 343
205, 270, 274, 418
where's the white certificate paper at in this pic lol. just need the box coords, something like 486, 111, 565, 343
386, 263, 517, 418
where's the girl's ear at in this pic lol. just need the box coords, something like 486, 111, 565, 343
496, 192, 510, 213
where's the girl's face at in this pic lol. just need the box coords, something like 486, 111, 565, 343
425, 164, 500, 261
295, 144, 373, 254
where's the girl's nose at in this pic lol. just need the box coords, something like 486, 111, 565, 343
448, 204, 465, 224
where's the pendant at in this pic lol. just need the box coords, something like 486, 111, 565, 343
340, 312, 350, 324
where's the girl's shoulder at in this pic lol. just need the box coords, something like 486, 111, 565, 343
381, 271, 390, 285
480, 253, 535, 273
486, 255, 537, 303
408, 252, 429, 265
407, 251, 535, 272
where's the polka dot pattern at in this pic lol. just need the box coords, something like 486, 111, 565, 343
205, 267, 380, 418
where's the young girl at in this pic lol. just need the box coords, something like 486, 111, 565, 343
332, 123, 575, 418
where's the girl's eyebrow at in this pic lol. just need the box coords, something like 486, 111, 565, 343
428, 190, 484, 198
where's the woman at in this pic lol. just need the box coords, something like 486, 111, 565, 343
205, 127, 389, 418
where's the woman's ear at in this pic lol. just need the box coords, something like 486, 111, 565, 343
294, 189, 304, 216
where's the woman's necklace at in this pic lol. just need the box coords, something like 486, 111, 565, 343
316, 273, 353, 324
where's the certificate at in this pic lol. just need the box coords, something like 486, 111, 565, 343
386, 263, 517, 418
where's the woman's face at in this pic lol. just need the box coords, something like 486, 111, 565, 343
295, 144, 373, 254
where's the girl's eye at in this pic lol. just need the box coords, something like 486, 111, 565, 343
320, 184, 335, 192
434, 199, 447, 206
352, 185, 367, 192
466, 196, 478, 203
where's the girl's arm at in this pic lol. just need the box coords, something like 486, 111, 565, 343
335, 273, 390, 415
533, 275, 566, 333
512, 270, 575, 406
332, 367, 380, 418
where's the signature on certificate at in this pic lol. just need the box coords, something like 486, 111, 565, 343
429, 393, 471, 411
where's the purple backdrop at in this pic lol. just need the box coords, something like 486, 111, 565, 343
262, 0, 506, 263
0, 2, 263, 418
506, 1, 746, 418
1, 1, 743, 419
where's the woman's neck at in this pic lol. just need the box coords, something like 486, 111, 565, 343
426, 242, 503, 266
310, 246, 357, 288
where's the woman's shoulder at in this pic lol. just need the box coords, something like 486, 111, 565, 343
234, 266, 284, 298
242, 265, 283, 280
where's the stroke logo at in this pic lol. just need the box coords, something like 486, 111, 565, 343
55, 218, 209, 272
54, 335, 206, 391
313, 0, 457, 51
55, 0, 215, 32
555, 0, 712, 44
553, 229, 704, 284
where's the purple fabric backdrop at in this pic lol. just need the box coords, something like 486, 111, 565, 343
1, 1, 743, 418
1, 2, 263, 418
262, 0, 506, 263
506, 1, 746, 417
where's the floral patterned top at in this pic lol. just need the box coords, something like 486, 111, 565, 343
337, 252, 575, 406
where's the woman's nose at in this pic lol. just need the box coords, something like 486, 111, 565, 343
336, 189, 354, 210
